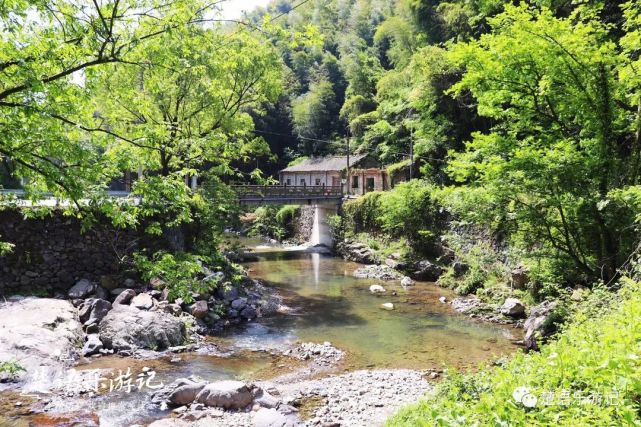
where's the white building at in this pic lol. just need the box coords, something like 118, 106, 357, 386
279, 154, 389, 195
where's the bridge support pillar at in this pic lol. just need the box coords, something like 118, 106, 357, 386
310, 204, 337, 247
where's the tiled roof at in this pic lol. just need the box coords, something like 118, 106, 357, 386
280, 154, 368, 172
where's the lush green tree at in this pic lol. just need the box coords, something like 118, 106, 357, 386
291, 79, 340, 154
90, 26, 282, 178
0, 0, 217, 200
444, 3, 640, 282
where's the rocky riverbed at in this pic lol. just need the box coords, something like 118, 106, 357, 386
147, 369, 432, 427
0, 242, 523, 426
0, 293, 433, 427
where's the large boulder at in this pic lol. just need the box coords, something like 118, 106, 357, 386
0, 297, 83, 392
338, 241, 377, 264
511, 264, 530, 290
524, 301, 558, 350
409, 260, 443, 281
156, 378, 209, 406
254, 408, 299, 427
231, 298, 248, 311
79, 298, 112, 326
500, 298, 526, 318
189, 300, 208, 319
400, 276, 415, 287
195, 380, 254, 409
240, 306, 257, 320
99, 304, 186, 351
369, 284, 386, 294
68, 279, 96, 299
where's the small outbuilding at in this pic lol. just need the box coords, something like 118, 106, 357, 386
279, 154, 389, 195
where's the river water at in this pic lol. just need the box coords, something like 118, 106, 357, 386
3, 242, 520, 426
215, 244, 519, 370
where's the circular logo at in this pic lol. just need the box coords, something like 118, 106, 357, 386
513, 386, 538, 408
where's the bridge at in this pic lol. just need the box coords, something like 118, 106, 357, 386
231, 185, 344, 247
231, 185, 343, 205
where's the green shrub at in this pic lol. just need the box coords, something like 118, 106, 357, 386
456, 264, 487, 295
133, 251, 220, 303
0, 359, 25, 380
343, 191, 384, 235
387, 277, 641, 426
247, 205, 300, 241
342, 180, 444, 255
378, 180, 443, 253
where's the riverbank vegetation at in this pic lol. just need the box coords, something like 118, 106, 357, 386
388, 276, 641, 426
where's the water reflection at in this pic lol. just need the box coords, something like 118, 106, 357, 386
222, 247, 521, 370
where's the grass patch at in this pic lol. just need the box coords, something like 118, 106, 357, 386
387, 277, 641, 426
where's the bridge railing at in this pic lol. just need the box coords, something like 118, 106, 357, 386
231, 185, 343, 200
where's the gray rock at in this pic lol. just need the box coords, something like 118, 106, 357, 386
0, 298, 83, 392
84, 298, 112, 325
83, 334, 103, 356
124, 278, 137, 288
114, 289, 136, 305
231, 297, 248, 310
164, 303, 182, 316
190, 300, 208, 319
511, 265, 529, 290
68, 279, 96, 299
78, 298, 94, 323
240, 306, 257, 319
369, 284, 386, 294
254, 408, 299, 427
524, 301, 558, 349
400, 276, 415, 287
254, 389, 280, 409
228, 309, 239, 318
221, 286, 239, 302
409, 260, 443, 282
131, 293, 154, 310
169, 379, 207, 406
99, 304, 186, 351
338, 240, 377, 264
110, 287, 128, 296
452, 261, 469, 277
100, 275, 120, 291
91, 286, 110, 300
195, 380, 253, 409
500, 298, 526, 317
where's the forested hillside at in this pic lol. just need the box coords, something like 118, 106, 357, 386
247, 0, 582, 175
248, 0, 641, 289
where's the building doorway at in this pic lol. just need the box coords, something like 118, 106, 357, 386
366, 177, 375, 193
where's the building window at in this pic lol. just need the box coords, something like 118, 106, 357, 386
315, 178, 321, 186
300, 178, 306, 186
366, 177, 375, 192
352, 175, 359, 188
286, 178, 291, 185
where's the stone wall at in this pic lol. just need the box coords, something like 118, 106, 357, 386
0, 209, 149, 296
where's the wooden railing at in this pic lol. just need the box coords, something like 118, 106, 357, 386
231, 185, 343, 202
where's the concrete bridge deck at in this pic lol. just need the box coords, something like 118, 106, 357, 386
231, 185, 343, 205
